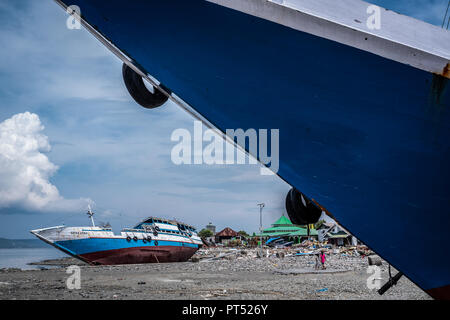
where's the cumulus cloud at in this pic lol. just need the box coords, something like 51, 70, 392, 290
0, 112, 91, 212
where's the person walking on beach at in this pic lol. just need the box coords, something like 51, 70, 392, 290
314, 253, 321, 270
320, 250, 326, 269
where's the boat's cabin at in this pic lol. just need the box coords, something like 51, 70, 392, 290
177, 223, 197, 234
133, 217, 172, 229
131, 217, 197, 234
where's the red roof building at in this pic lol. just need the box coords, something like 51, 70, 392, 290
215, 227, 240, 243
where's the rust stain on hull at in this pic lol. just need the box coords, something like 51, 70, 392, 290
426, 284, 450, 300
429, 71, 448, 112
442, 63, 450, 79
311, 198, 336, 221
433, 63, 450, 79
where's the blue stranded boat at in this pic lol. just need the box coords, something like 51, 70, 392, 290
52, 0, 449, 299
31, 209, 202, 265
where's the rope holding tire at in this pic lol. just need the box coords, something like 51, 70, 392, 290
154, 240, 158, 246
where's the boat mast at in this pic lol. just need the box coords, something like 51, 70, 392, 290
87, 205, 95, 227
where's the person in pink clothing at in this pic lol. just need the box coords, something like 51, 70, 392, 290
320, 250, 326, 269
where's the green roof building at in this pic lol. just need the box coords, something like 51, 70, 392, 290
254, 214, 318, 239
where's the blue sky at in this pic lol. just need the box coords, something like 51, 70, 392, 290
0, 0, 448, 238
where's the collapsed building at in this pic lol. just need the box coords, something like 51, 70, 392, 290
317, 223, 358, 246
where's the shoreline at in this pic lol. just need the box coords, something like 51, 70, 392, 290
27, 257, 86, 267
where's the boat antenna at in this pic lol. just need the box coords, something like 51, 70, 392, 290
87, 205, 95, 227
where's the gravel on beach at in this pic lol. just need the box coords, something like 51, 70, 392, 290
0, 248, 431, 300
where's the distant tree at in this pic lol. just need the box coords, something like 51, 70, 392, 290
238, 230, 249, 238
198, 229, 213, 238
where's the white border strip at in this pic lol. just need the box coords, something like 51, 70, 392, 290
206, 0, 450, 78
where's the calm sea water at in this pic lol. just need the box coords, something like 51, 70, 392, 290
0, 248, 68, 270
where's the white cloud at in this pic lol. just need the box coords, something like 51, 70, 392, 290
0, 112, 91, 212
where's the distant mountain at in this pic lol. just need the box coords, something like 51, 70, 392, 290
0, 238, 49, 249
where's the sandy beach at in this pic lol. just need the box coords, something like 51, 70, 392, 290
0, 248, 431, 300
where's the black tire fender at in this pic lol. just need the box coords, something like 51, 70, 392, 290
122, 63, 168, 109
286, 188, 322, 225
286, 189, 307, 225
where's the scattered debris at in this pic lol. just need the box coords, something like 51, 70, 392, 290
186, 243, 376, 276
368, 255, 382, 266
274, 268, 351, 275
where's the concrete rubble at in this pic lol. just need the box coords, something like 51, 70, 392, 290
189, 243, 376, 274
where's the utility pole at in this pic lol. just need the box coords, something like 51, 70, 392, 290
257, 203, 265, 257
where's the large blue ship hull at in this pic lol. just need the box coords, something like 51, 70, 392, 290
58, 0, 449, 298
